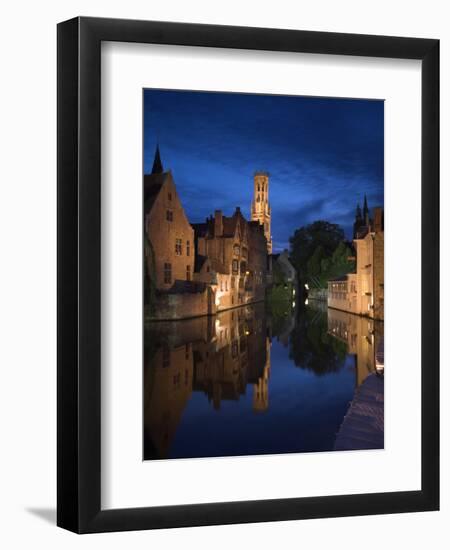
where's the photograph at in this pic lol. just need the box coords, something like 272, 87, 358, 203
143, 89, 385, 460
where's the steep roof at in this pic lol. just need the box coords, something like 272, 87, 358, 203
151, 144, 164, 174
143, 172, 169, 214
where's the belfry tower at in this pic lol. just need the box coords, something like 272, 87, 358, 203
251, 171, 272, 254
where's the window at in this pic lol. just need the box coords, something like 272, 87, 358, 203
164, 263, 172, 284
166, 210, 173, 222
186, 240, 190, 256
232, 259, 239, 273
233, 244, 240, 256
186, 265, 191, 281
168, 192, 172, 201
175, 238, 182, 255
231, 276, 235, 289
225, 280, 228, 291
242, 247, 248, 258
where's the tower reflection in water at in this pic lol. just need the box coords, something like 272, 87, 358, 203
143, 301, 383, 460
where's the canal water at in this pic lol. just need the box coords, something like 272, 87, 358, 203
143, 301, 384, 460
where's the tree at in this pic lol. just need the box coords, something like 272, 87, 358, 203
307, 245, 325, 277
289, 221, 345, 281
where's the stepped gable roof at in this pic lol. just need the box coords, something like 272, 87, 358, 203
222, 207, 248, 238
194, 207, 249, 240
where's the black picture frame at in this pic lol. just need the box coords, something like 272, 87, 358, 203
57, 16, 439, 533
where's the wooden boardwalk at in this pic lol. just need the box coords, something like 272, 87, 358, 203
334, 373, 384, 451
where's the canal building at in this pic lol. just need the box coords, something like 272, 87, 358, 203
144, 146, 269, 320
328, 204, 384, 320
192, 207, 268, 312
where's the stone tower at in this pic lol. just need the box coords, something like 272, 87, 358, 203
251, 171, 272, 254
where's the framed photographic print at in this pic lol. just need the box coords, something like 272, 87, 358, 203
57, 17, 439, 533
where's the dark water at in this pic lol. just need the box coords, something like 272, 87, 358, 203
143, 301, 384, 460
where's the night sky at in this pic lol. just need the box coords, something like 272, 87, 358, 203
143, 89, 384, 252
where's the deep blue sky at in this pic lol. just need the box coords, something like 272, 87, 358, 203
143, 90, 384, 251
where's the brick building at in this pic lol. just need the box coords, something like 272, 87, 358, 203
328, 203, 384, 321
144, 146, 269, 320
192, 207, 268, 311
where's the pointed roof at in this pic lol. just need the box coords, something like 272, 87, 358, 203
151, 144, 163, 174
363, 194, 369, 218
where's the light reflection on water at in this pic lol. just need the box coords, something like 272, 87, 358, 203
143, 301, 384, 460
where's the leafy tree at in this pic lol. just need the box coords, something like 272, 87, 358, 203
307, 245, 325, 277
289, 221, 345, 281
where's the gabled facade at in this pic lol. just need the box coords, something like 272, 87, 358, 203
193, 207, 267, 311
328, 206, 384, 320
144, 156, 195, 291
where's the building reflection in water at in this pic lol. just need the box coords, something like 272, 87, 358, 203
326, 306, 384, 388
144, 301, 384, 460
144, 303, 271, 459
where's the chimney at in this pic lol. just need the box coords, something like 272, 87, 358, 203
214, 210, 223, 237
373, 207, 383, 233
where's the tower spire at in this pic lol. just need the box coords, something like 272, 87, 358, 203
363, 194, 369, 221
151, 143, 164, 174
